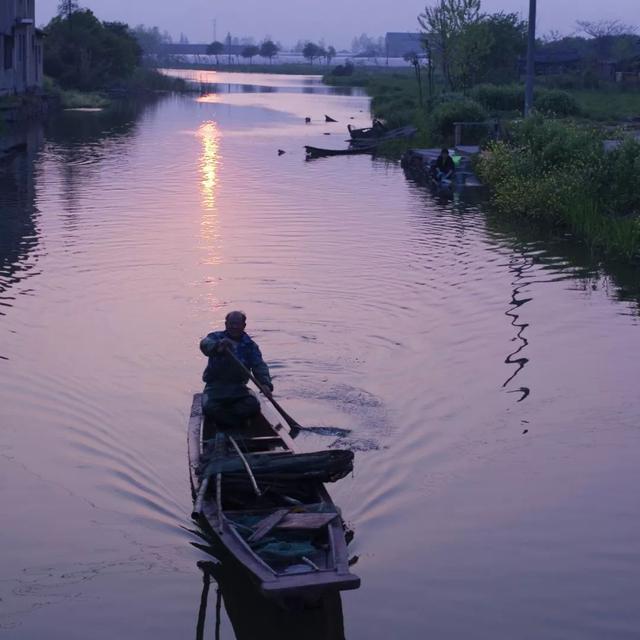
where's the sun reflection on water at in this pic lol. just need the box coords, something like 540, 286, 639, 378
198, 120, 222, 269
199, 120, 220, 212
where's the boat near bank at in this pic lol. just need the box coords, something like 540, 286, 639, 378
188, 393, 360, 600
401, 146, 484, 189
348, 124, 417, 146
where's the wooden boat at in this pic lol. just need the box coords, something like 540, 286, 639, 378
348, 124, 418, 146
347, 120, 388, 140
188, 393, 360, 600
304, 144, 376, 158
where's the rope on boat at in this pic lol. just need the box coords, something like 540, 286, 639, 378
228, 435, 262, 498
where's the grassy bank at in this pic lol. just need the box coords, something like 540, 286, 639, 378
477, 117, 640, 262
43, 68, 187, 109
325, 67, 640, 262
324, 68, 640, 137
570, 90, 640, 122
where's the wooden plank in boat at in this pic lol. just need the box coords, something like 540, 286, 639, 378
277, 512, 338, 530
247, 508, 290, 543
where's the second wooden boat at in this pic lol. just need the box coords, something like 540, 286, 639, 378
304, 144, 376, 158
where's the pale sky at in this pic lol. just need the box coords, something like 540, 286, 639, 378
36, 0, 639, 49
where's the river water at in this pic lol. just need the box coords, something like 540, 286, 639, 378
1, 72, 640, 639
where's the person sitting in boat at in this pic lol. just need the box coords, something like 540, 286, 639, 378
199, 311, 273, 429
430, 148, 456, 183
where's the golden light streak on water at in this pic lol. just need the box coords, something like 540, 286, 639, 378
199, 120, 220, 213
198, 120, 222, 271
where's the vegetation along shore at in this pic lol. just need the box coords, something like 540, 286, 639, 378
323, 1, 640, 264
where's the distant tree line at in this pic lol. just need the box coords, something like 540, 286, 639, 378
418, 0, 639, 91
205, 39, 281, 64
539, 20, 638, 63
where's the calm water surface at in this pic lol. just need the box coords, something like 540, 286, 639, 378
1, 72, 640, 639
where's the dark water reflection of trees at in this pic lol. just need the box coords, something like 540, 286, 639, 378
0, 126, 42, 328
0, 98, 167, 329
403, 171, 640, 316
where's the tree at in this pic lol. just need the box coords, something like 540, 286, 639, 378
576, 19, 637, 39
476, 12, 526, 84
303, 42, 322, 64
132, 25, 172, 54
326, 45, 336, 64
453, 20, 494, 89
260, 40, 279, 63
351, 33, 383, 55
44, 10, 141, 90
404, 52, 424, 105
57, 0, 79, 18
226, 32, 233, 64
576, 20, 638, 60
418, 0, 482, 90
241, 44, 260, 64
207, 40, 225, 64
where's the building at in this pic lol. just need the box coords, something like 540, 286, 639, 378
385, 33, 425, 59
517, 52, 582, 77
0, 0, 44, 96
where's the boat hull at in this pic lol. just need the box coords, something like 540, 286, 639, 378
188, 393, 360, 600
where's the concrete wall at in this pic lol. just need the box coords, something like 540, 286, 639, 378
0, 0, 43, 96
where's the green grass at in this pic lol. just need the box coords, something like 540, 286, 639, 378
59, 90, 110, 109
120, 67, 188, 92
477, 118, 640, 263
568, 89, 640, 121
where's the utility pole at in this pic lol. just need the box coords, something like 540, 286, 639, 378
524, 0, 537, 116
212, 19, 217, 43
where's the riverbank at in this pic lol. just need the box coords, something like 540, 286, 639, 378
477, 116, 640, 262
44, 68, 188, 109
0, 69, 188, 161
324, 67, 640, 263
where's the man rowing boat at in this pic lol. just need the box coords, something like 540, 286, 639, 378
199, 311, 273, 429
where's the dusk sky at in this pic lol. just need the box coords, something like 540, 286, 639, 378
37, 0, 639, 49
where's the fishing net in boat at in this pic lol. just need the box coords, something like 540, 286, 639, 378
201, 449, 354, 483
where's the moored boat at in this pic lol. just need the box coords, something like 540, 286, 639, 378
348, 123, 417, 145
347, 119, 388, 140
188, 393, 360, 600
304, 144, 376, 158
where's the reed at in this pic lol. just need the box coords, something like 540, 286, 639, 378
477, 117, 640, 262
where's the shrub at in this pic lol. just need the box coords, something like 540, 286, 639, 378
470, 84, 524, 112
331, 64, 354, 77
601, 138, 640, 216
428, 98, 487, 138
534, 90, 580, 117
477, 118, 640, 260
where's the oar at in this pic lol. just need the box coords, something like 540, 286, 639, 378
223, 346, 351, 437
